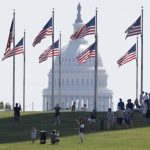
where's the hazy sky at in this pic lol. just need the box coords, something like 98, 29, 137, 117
0, 0, 149, 111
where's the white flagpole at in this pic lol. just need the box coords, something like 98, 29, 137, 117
23, 30, 26, 111
52, 8, 55, 108
12, 9, 16, 108
136, 36, 138, 100
94, 8, 98, 111
140, 7, 144, 105
59, 32, 61, 106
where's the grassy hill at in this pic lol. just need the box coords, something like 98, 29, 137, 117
0, 111, 150, 150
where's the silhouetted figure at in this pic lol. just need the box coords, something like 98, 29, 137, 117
126, 99, 134, 118
99, 116, 105, 130
54, 104, 61, 125
117, 98, 125, 110
71, 102, 76, 111
134, 99, 140, 109
14, 103, 22, 121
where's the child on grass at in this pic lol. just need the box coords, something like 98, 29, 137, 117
31, 123, 37, 144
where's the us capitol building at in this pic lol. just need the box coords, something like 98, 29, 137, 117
42, 4, 113, 111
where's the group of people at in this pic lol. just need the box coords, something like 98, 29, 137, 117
31, 123, 60, 144
141, 91, 150, 121
13, 96, 150, 145
86, 99, 134, 131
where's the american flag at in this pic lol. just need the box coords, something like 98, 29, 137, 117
3, 20, 14, 57
117, 43, 136, 67
33, 18, 53, 47
70, 16, 95, 40
76, 42, 96, 64
39, 40, 59, 63
2, 38, 24, 61
125, 16, 141, 38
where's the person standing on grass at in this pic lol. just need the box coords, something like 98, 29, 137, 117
31, 123, 37, 144
124, 108, 134, 128
75, 119, 84, 143
53, 104, 61, 125
126, 99, 134, 119
71, 101, 76, 111
13, 103, 22, 121
106, 108, 114, 131
116, 107, 124, 128
117, 98, 125, 110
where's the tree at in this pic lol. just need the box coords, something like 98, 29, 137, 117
5, 103, 11, 111
0, 101, 4, 109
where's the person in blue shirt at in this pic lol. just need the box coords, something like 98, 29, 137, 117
117, 98, 125, 110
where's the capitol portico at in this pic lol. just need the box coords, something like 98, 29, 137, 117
42, 4, 113, 111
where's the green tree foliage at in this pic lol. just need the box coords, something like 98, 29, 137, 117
5, 102, 11, 110
0, 101, 4, 109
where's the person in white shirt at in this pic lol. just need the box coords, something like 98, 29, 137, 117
31, 124, 37, 144
106, 108, 114, 131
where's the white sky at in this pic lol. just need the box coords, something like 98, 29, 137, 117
0, 0, 149, 111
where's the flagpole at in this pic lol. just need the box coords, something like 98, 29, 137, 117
59, 32, 61, 106
136, 36, 138, 100
94, 8, 98, 111
12, 9, 16, 108
52, 8, 55, 108
23, 29, 26, 111
140, 6, 144, 102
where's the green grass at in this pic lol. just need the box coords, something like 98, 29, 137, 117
0, 111, 150, 150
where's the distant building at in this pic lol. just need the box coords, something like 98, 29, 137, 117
43, 4, 113, 111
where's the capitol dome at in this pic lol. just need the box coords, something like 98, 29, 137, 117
42, 3, 113, 111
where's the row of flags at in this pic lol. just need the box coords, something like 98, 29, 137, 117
2, 13, 141, 66
32, 15, 96, 64
117, 9, 143, 100
1, 6, 143, 110
117, 15, 141, 67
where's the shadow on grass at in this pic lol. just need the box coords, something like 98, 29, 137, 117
0, 111, 150, 144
